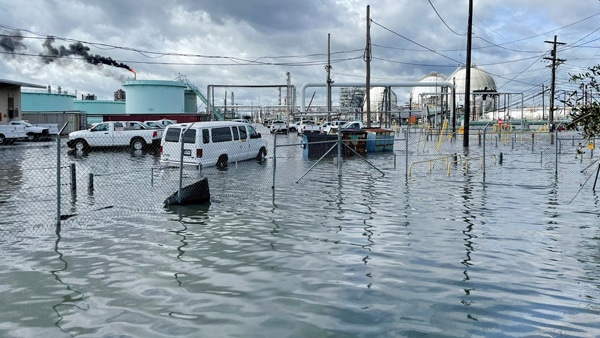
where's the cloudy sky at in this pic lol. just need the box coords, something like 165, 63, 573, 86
0, 0, 599, 109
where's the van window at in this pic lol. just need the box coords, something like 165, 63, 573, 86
202, 129, 209, 144
183, 129, 196, 143
248, 125, 259, 139
232, 126, 240, 140
212, 127, 232, 143
165, 128, 181, 142
238, 126, 247, 140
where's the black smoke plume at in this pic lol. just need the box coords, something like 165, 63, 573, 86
0, 30, 27, 52
40, 37, 135, 73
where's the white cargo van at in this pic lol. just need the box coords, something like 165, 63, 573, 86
159, 121, 267, 168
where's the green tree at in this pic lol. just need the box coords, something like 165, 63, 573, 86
565, 64, 600, 140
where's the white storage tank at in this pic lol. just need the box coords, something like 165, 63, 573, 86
122, 80, 186, 114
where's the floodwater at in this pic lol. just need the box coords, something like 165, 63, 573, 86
1, 125, 599, 337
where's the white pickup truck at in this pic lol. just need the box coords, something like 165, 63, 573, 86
0, 124, 26, 145
67, 121, 162, 152
296, 120, 321, 135
328, 120, 366, 134
8, 120, 54, 141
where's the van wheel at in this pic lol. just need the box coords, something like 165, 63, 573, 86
0, 134, 5, 145
256, 147, 267, 162
130, 138, 146, 151
216, 154, 228, 169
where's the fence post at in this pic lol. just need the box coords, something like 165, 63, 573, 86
555, 129, 558, 176
483, 124, 491, 181
337, 127, 342, 176
88, 173, 94, 194
70, 163, 76, 194
271, 132, 277, 189
405, 128, 409, 179
56, 121, 69, 226
56, 130, 61, 226
531, 133, 535, 152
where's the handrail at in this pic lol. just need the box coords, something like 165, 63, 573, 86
408, 155, 462, 177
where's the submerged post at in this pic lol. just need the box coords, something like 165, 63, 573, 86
88, 173, 94, 194
337, 127, 342, 176
405, 128, 409, 178
272, 132, 277, 189
70, 163, 76, 194
56, 121, 69, 225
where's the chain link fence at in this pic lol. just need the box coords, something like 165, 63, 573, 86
271, 124, 597, 187
1, 122, 598, 245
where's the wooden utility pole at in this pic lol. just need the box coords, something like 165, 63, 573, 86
463, 0, 473, 147
544, 35, 566, 131
365, 5, 372, 128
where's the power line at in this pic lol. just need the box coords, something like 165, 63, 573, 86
427, 0, 465, 36
370, 19, 463, 65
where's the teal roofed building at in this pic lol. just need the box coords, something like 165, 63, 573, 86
74, 98, 126, 124
21, 88, 76, 112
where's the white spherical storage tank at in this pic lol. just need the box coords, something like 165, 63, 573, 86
122, 80, 186, 114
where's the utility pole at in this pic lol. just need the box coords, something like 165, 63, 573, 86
463, 0, 473, 147
544, 35, 566, 131
286, 71, 291, 116
365, 5, 372, 128
326, 33, 333, 113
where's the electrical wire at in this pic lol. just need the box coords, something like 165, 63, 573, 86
427, 0, 465, 36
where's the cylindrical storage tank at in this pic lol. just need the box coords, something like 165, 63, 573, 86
122, 80, 186, 114
184, 89, 198, 113
21, 92, 75, 111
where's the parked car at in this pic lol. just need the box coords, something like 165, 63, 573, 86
329, 120, 365, 134
320, 121, 344, 134
0, 124, 26, 145
8, 120, 52, 141
297, 120, 320, 135
144, 121, 164, 129
67, 121, 162, 152
269, 120, 289, 134
144, 119, 176, 128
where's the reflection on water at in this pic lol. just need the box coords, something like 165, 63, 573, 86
51, 223, 88, 335
1, 131, 600, 337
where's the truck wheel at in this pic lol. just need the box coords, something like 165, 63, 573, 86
0, 134, 5, 145
73, 139, 89, 151
216, 154, 228, 169
130, 138, 146, 150
27, 133, 35, 141
256, 147, 267, 162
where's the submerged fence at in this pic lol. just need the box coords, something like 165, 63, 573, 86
0, 123, 598, 238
